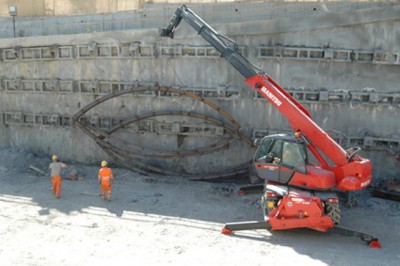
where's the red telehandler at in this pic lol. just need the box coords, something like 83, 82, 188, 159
161, 5, 381, 248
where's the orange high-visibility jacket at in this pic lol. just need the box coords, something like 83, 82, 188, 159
98, 167, 113, 184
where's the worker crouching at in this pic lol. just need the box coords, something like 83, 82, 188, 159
98, 161, 114, 201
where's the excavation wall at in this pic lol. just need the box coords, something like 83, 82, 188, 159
0, 2, 399, 180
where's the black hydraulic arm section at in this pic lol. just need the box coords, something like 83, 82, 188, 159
161, 5, 260, 79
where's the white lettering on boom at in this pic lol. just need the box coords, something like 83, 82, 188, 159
261, 87, 282, 107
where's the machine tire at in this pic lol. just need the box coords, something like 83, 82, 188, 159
261, 195, 269, 220
261, 194, 279, 220
325, 202, 341, 225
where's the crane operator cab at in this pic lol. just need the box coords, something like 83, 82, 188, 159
253, 134, 336, 190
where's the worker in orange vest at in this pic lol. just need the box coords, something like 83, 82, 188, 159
98, 160, 114, 201
49, 155, 67, 198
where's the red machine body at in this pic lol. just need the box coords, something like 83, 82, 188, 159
246, 74, 372, 192
161, 5, 375, 237
268, 190, 334, 232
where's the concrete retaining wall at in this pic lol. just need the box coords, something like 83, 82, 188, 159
0, 2, 399, 179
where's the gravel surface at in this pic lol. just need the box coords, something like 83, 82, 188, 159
0, 148, 399, 266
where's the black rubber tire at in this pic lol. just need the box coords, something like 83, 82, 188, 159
325, 202, 341, 225
261, 195, 280, 220
261, 195, 269, 220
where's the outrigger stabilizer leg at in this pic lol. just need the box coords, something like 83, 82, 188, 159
221, 221, 271, 234
221, 221, 381, 248
330, 225, 382, 248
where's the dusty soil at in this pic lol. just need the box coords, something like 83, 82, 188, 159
0, 148, 399, 266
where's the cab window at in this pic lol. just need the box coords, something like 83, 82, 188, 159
254, 138, 274, 160
281, 142, 306, 172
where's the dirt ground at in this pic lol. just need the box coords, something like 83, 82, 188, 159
0, 148, 399, 266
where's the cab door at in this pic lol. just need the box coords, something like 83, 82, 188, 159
253, 137, 307, 184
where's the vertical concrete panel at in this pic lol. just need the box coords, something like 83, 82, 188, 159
5, 0, 45, 16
